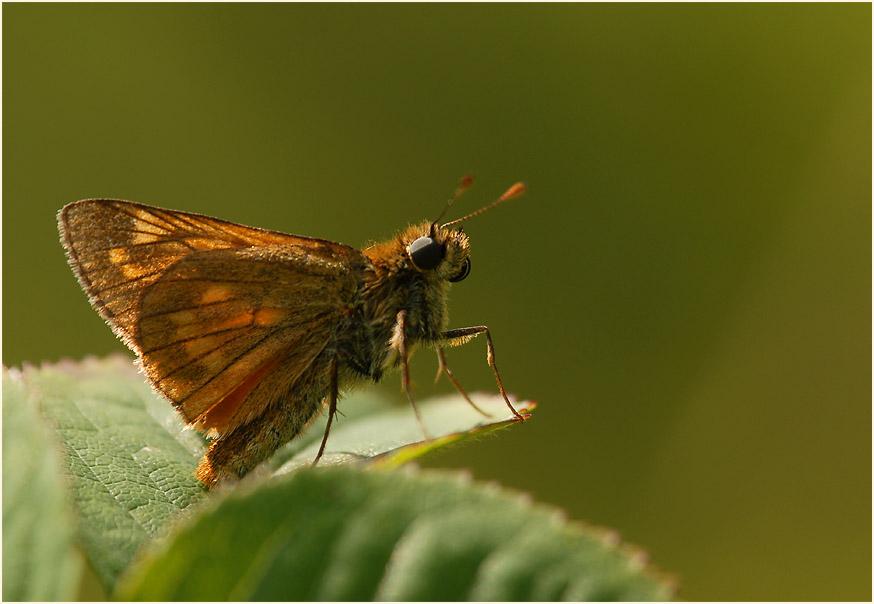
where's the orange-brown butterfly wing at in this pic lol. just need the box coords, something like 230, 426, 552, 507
59, 199, 366, 433
137, 245, 361, 431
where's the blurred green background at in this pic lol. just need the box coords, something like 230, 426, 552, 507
3, 4, 870, 600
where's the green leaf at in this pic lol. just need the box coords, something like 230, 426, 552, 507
117, 466, 674, 601
2, 367, 82, 601
14, 355, 533, 593
274, 392, 534, 473
16, 355, 206, 591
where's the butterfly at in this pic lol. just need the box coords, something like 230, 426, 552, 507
58, 177, 526, 487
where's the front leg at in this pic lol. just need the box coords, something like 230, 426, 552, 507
392, 309, 433, 439
442, 325, 525, 421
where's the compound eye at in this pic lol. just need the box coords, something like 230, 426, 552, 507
408, 236, 445, 270
449, 257, 471, 282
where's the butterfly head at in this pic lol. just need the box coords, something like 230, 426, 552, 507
403, 178, 526, 284
365, 179, 524, 283
405, 222, 471, 283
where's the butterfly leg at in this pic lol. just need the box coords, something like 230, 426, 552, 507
312, 355, 339, 466
394, 309, 433, 440
443, 325, 525, 421
434, 346, 493, 417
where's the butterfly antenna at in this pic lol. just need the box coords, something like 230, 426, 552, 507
431, 174, 474, 235
442, 182, 526, 228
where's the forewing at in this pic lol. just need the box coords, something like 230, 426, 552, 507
57, 199, 358, 349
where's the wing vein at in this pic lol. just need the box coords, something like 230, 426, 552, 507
173, 308, 336, 402
85, 270, 167, 293
110, 204, 176, 233
139, 300, 248, 320
142, 325, 253, 355
175, 330, 278, 402
154, 330, 260, 384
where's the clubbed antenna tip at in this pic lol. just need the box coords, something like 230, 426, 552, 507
442, 181, 526, 227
